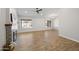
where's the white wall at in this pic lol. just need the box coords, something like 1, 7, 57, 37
58, 8, 79, 41
0, 8, 9, 50
32, 18, 46, 28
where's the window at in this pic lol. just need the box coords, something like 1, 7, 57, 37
21, 19, 32, 29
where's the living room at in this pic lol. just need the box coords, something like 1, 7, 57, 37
0, 8, 79, 51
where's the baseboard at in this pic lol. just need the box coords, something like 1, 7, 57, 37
59, 34, 79, 43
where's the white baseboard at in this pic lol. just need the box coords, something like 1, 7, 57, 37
59, 34, 79, 43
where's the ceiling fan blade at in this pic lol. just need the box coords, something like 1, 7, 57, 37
39, 9, 42, 11
35, 8, 42, 14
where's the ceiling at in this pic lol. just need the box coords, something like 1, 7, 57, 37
15, 8, 60, 18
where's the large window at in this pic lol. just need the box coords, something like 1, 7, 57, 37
21, 19, 32, 29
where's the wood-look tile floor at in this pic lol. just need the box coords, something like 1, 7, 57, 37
15, 30, 79, 51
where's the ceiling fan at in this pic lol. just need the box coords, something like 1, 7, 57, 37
35, 8, 42, 14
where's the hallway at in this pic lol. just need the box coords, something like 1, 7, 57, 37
15, 30, 79, 51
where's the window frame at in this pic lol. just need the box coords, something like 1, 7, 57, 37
21, 19, 32, 29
